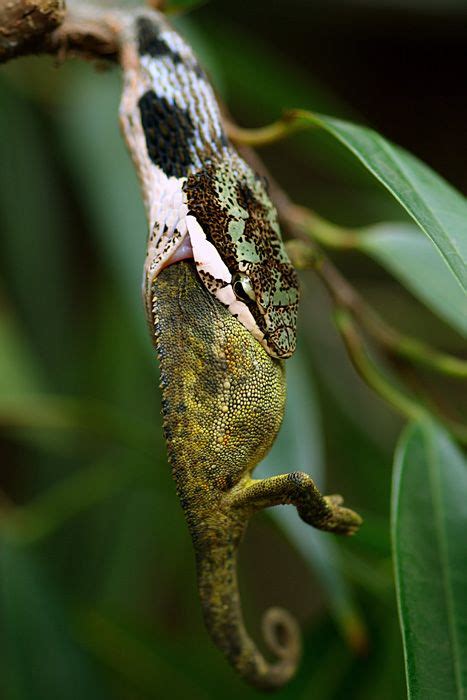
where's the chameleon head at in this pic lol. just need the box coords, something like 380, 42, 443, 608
184, 157, 300, 360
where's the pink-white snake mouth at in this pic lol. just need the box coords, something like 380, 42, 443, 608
160, 235, 194, 268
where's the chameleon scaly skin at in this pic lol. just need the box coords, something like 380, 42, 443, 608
118, 9, 299, 359
116, 8, 362, 690
152, 262, 361, 690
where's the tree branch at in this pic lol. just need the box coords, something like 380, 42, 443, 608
0, 0, 65, 62
0, 1, 123, 63
47, 5, 119, 61
0, 0, 168, 64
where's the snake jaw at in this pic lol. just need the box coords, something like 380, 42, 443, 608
119, 8, 299, 360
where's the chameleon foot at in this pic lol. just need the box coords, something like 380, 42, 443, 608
228, 471, 363, 538
320, 495, 362, 536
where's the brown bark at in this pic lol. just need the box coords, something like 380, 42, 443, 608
45, 9, 119, 62
0, 0, 169, 64
0, 0, 65, 62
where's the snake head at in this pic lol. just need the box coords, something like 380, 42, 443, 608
184, 155, 299, 359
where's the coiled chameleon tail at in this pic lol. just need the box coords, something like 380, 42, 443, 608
151, 262, 362, 690
195, 525, 301, 690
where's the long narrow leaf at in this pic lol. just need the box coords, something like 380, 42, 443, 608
392, 419, 467, 698
295, 111, 467, 291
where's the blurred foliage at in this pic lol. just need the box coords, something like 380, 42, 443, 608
0, 1, 466, 698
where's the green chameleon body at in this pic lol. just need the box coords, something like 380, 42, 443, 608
117, 7, 362, 690
152, 262, 361, 690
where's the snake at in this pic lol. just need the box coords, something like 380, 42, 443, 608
118, 8, 299, 359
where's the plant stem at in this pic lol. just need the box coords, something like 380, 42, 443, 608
285, 203, 360, 249
334, 309, 467, 445
284, 207, 467, 380
224, 112, 309, 147
334, 308, 424, 422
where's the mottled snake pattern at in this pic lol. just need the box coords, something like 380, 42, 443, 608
118, 10, 299, 359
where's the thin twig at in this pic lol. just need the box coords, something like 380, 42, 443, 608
282, 205, 467, 379
224, 113, 309, 147
334, 309, 467, 444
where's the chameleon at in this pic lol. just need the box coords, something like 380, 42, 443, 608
115, 7, 362, 690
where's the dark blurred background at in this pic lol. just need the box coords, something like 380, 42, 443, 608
0, 1, 465, 698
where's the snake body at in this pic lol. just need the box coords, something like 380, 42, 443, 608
118, 10, 299, 359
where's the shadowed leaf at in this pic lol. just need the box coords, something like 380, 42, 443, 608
357, 223, 467, 337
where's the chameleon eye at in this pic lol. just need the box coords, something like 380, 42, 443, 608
232, 273, 256, 303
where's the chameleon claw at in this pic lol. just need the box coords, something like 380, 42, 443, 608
326, 493, 344, 507
323, 495, 363, 536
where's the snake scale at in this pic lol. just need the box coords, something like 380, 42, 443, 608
115, 7, 362, 690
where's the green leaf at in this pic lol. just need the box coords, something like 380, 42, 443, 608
295, 111, 467, 291
357, 224, 467, 338
392, 419, 467, 698
260, 346, 367, 652
0, 543, 107, 700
